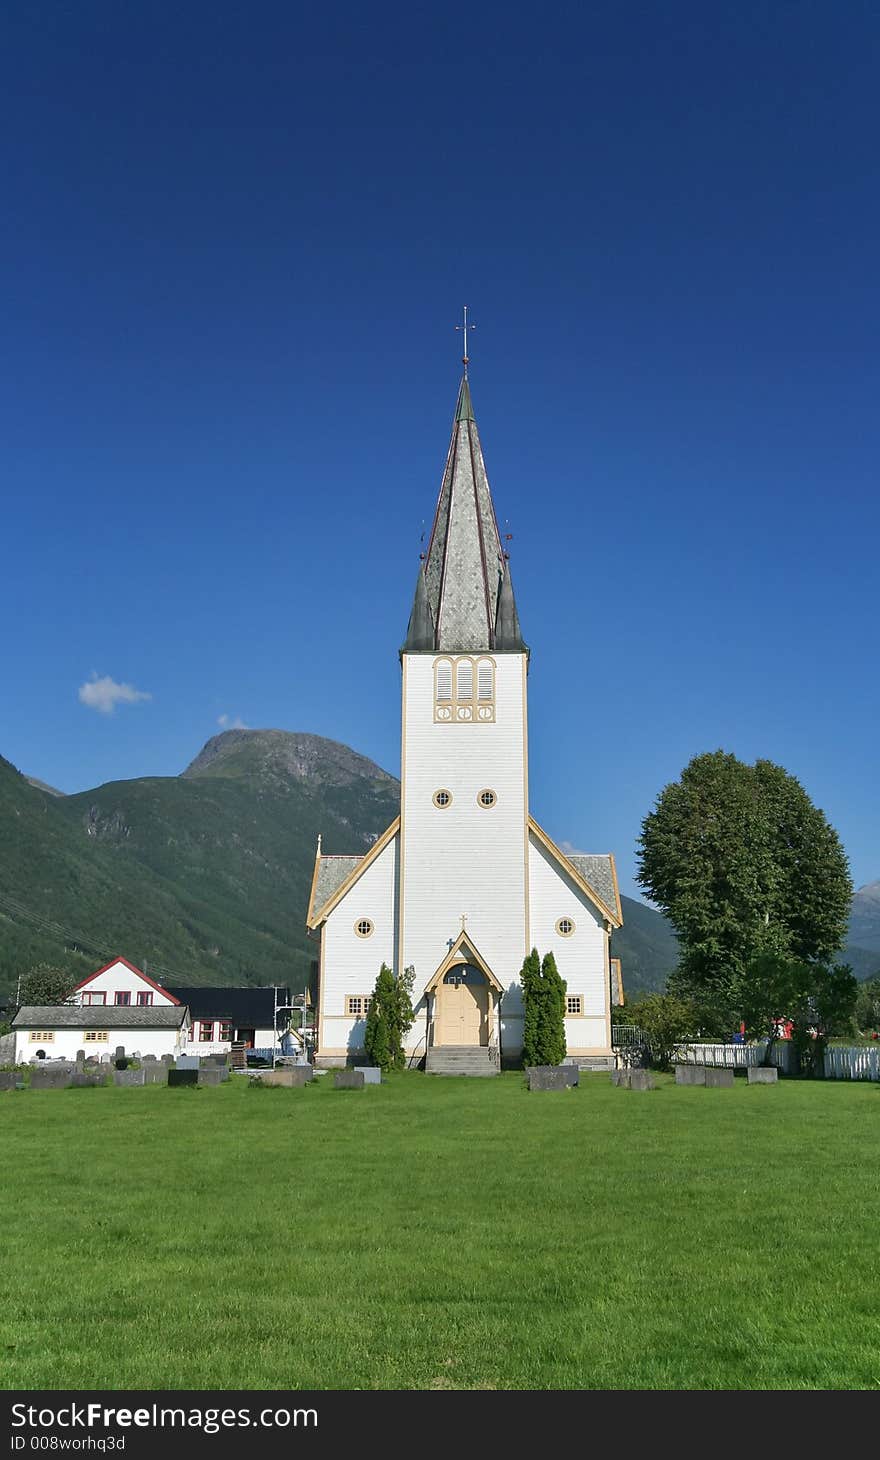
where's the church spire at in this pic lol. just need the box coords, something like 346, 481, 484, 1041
403, 372, 526, 654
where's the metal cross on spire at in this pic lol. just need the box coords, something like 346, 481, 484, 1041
455, 305, 475, 377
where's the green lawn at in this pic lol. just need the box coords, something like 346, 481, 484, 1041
3, 1072, 880, 1390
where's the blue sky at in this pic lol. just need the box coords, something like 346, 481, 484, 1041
2, 2, 878, 899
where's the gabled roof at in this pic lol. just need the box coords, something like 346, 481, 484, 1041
13, 1004, 188, 1029
306, 818, 400, 928
403, 376, 525, 654
423, 930, 506, 994
528, 817, 623, 927
70, 957, 181, 1005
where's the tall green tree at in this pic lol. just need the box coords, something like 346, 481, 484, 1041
521, 948, 567, 1066
539, 951, 567, 1067
364, 964, 395, 1070
520, 948, 543, 1067
18, 964, 75, 1007
364, 964, 415, 1072
637, 751, 852, 1026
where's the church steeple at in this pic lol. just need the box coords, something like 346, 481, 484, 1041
403, 376, 526, 654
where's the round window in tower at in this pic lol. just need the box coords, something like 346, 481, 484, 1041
556, 917, 575, 937
477, 789, 497, 809
354, 918, 375, 939
433, 789, 453, 809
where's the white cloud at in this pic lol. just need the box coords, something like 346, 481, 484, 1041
78, 673, 152, 715
217, 713, 248, 730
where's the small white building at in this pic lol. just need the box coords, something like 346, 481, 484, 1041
12, 1003, 190, 1063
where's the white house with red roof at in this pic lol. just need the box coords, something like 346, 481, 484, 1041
71, 956, 180, 1011
14, 958, 191, 1062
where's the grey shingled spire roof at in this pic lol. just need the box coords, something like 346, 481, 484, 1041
403, 376, 525, 653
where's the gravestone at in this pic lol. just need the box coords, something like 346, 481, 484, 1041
527, 1067, 569, 1092
115, 1046, 126, 1061
675, 1065, 707, 1086
142, 1063, 167, 1084
196, 1067, 224, 1086
611, 1069, 629, 1087
142, 1053, 157, 1062
628, 1069, 655, 1091
71, 1070, 105, 1087
167, 1069, 199, 1088
161, 1054, 174, 1066
31, 1066, 74, 1089
747, 1066, 778, 1084
360, 1067, 381, 1085
113, 1069, 146, 1087
175, 1055, 199, 1070
334, 1070, 365, 1089
75, 1050, 86, 1066
705, 1067, 735, 1088
256, 1068, 311, 1087
0, 1071, 18, 1091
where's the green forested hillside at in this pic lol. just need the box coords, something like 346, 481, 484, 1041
0, 733, 399, 999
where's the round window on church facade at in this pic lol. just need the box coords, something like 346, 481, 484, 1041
354, 918, 374, 938
556, 917, 575, 937
433, 789, 453, 809
477, 789, 497, 808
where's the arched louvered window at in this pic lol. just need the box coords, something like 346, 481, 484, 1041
434, 654, 496, 723
435, 660, 453, 701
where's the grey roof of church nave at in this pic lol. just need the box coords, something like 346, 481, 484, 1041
567, 854, 618, 917
313, 855, 364, 914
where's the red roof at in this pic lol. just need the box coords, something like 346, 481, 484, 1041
70, 956, 181, 1005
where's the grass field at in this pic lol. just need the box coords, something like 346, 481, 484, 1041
3, 1072, 880, 1390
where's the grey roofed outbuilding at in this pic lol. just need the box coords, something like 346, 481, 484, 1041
12, 1005, 189, 1029
567, 855, 619, 920
403, 376, 526, 655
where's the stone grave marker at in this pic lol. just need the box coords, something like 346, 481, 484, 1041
747, 1066, 778, 1084
196, 1067, 224, 1087
0, 1071, 18, 1091
359, 1067, 381, 1085
334, 1070, 365, 1089
167, 1069, 199, 1088
674, 1065, 707, 1085
31, 1066, 74, 1089
705, 1067, 735, 1088
527, 1066, 570, 1092
175, 1055, 199, 1070
113, 1069, 146, 1087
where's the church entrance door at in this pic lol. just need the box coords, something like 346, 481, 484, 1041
437, 967, 488, 1046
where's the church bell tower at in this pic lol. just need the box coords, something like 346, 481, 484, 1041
398, 371, 531, 1049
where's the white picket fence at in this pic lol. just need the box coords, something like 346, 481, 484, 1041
823, 1045, 880, 1081
675, 1040, 879, 1081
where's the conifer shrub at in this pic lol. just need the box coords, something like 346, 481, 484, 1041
539, 951, 567, 1067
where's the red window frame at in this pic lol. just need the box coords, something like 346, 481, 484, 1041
199, 1020, 214, 1042
219, 1021, 233, 1041
136, 991, 153, 1007
82, 991, 106, 1006
114, 992, 131, 1006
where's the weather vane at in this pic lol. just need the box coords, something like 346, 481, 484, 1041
455, 305, 475, 377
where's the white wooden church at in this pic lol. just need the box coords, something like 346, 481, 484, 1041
307, 368, 623, 1072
